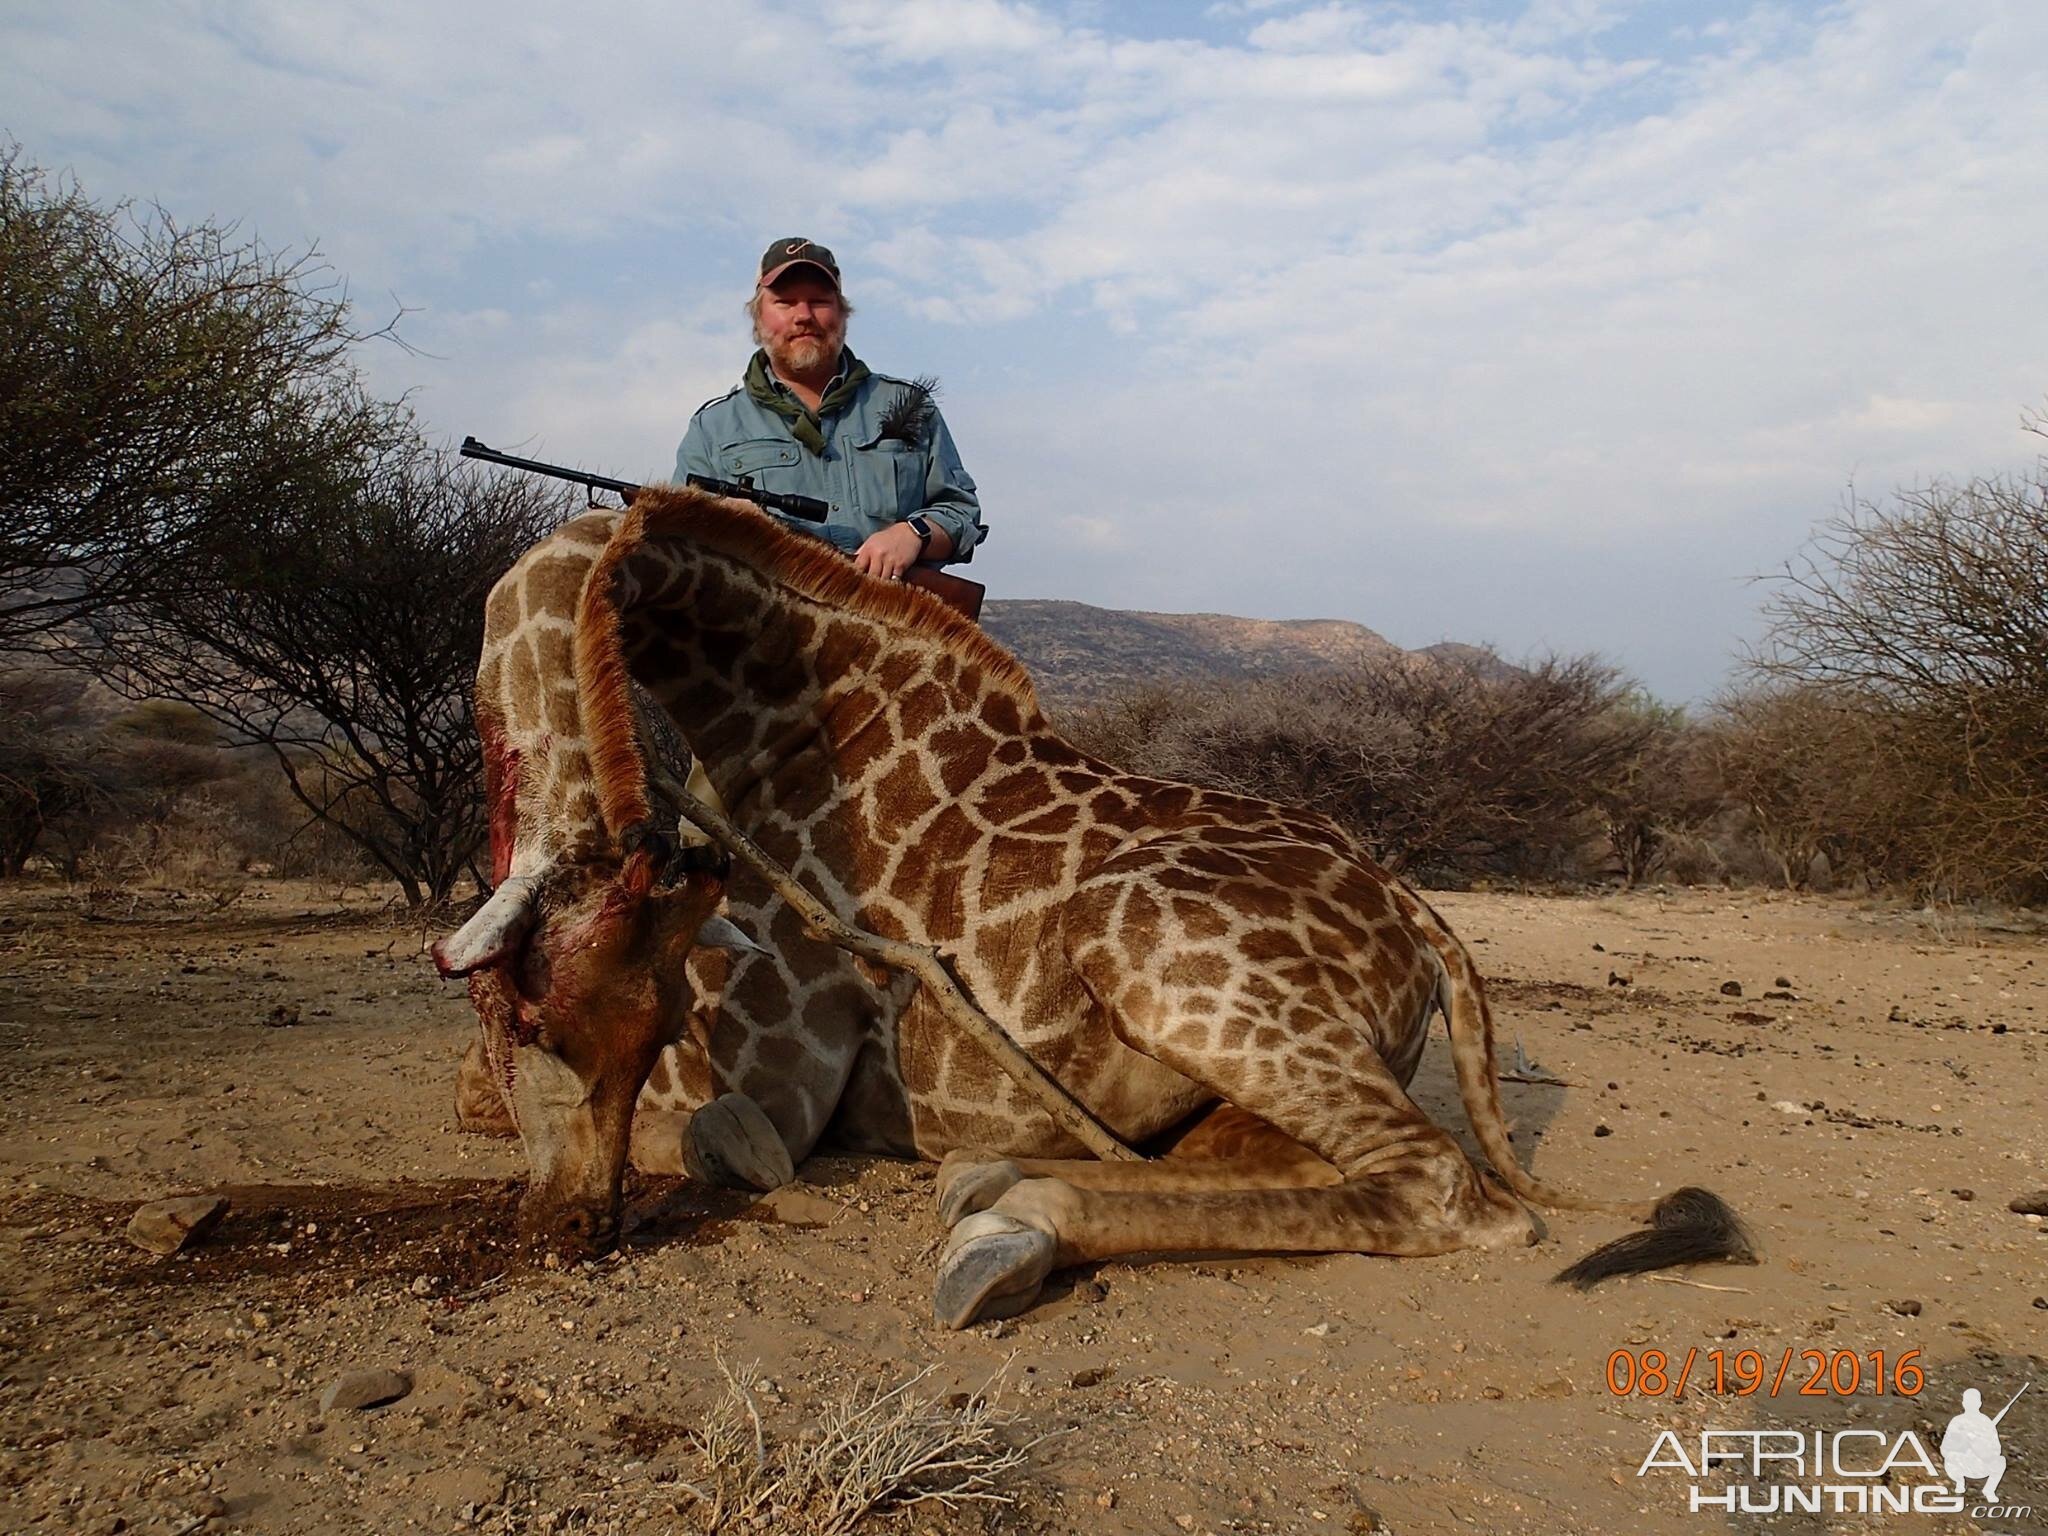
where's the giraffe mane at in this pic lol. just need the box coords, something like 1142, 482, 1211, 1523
574, 513, 654, 843
650, 486, 1035, 699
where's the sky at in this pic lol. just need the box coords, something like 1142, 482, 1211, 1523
6, 0, 2045, 700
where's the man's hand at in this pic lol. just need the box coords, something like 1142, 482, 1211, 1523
854, 521, 927, 581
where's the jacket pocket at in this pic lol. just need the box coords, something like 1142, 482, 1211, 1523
849, 435, 921, 519
718, 437, 803, 490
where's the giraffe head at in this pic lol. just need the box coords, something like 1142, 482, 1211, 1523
429, 504, 775, 1257
434, 842, 752, 1256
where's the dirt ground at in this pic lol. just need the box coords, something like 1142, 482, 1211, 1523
2, 879, 2043, 1536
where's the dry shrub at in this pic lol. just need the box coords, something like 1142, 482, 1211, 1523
0, 668, 381, 886
1743, 464, 2048, 902
1065, 653, 1653, 885
680, 1358, 1037, 1535
1707, 688, 1894, 890
1709, 681, 2048, 901
1585, 696, 1723, 888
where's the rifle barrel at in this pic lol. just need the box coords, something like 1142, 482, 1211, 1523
1991, 1383, 2027, 1425
460, 438, 831, 525
459, 437, 639, 497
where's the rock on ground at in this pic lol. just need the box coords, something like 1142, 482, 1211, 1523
124, 1195, 228, 1256
318, 1368, 413, 1413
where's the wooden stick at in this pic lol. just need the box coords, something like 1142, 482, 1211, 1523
1646, 1274, 1752, 1294
672, 794, 1140, 1162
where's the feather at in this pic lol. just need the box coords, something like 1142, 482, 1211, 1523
877, 375, 941, 449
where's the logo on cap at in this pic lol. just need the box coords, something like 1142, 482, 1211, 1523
759, 236, 840, 289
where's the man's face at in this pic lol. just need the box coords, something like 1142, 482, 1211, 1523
756, 272, 846, 377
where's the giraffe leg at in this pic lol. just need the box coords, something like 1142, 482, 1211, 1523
934, 1126, 1533, 1321
686, 1093, 797, 1191
934, 1117, 1532, 1328
628, 1107, 695, 1175
626, 946, 876, 1196
933, 850, 1535, 1327
935, 1211, 1062, 1322
935, 1107, 1339, 1226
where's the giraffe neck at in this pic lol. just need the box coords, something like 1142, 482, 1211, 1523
594, 492, 1163, 1003
619, 545, 1021, 849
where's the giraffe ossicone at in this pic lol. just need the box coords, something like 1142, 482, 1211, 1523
443, 487, 1754, 1320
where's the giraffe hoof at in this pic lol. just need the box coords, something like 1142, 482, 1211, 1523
935, 1158, 1025, 1228
684, 1093, 794, 1192
932, 1213, 1057, 1330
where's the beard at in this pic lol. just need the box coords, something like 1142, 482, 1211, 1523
767, 325, 842, 378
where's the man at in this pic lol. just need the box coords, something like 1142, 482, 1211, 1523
675, 238, 985, 579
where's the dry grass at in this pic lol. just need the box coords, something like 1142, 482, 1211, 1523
678, 1355, 1040, 1535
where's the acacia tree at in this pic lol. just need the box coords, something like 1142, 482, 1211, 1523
1, 144, 576, 904
82, 450, 569, 905
1749, 466, 2048, 900
0, 142, 405, 648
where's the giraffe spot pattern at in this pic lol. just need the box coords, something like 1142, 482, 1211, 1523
930, 722, 998, 797
872, 750, 940, 830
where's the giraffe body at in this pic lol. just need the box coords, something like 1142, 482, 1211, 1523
452, 488, 1753, 1319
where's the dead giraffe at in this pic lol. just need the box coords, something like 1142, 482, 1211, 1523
440, 488, 1752, 1324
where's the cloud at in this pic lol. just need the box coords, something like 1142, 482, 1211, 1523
370, 294, 753, 486
4, 0, 2044, 698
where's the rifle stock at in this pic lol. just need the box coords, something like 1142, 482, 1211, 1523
904, 566, 985, 621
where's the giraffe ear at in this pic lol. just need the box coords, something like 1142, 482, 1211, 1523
432, 875, 542, 978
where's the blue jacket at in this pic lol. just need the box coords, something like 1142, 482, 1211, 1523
674, 354, 986, 564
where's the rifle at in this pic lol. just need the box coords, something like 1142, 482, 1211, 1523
460, 437, 984, 621
1991, 1383, 2028, 1426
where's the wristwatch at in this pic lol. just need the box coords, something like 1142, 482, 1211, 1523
905, 515, 934, 557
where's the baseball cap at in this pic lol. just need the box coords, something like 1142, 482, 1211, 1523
758, 237, 841, 291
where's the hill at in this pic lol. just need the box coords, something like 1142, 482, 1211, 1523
979, 598, 1409, 707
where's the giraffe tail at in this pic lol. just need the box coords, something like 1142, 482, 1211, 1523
1403, 889, 1758, 1287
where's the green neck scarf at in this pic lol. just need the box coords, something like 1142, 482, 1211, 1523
744, 347, 871, 456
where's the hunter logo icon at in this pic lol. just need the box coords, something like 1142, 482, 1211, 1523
1942, 1385, 2022, 1503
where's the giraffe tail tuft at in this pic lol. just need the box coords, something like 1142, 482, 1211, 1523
1553, 1186, 1758, 1288
1401, 882, 1759, 1287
